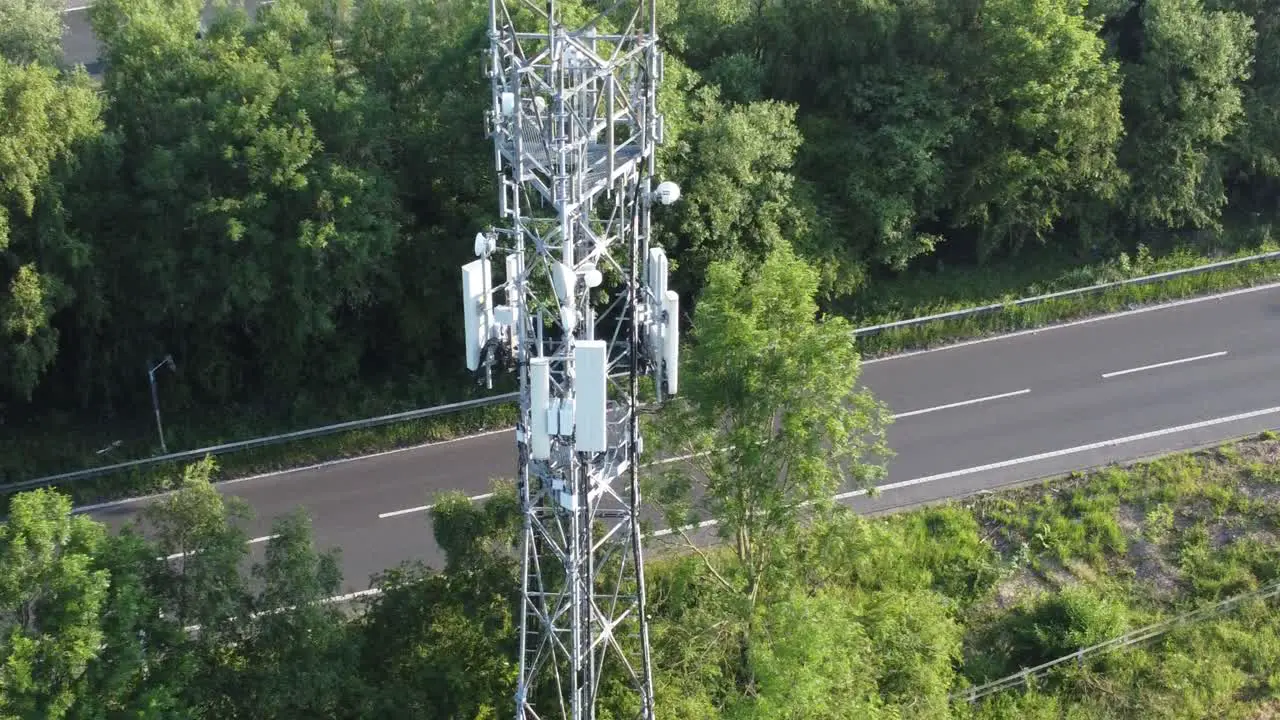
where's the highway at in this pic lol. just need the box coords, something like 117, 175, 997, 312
74, 283, 1280, 594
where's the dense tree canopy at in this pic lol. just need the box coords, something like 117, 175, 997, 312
0, 60, 100, 400
0, 0, 63, 67
0, 0, 1276, 468
1118, 0, 1255, 232
0, 0, 1276, 712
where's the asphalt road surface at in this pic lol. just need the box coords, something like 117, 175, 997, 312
79, 282, 1280, 594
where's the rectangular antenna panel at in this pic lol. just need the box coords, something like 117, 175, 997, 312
548, 397, 562, 437
647, 248, 667, 303
530, 358, 551, 460
494, 305, 517, 332
574, 341, 608, 452
664, 290, 679, 395
462, 259, 491, 371
505, 253, 520, 306
558, 396, 576, 437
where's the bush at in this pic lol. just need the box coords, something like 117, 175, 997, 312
989, 585, 1130, 674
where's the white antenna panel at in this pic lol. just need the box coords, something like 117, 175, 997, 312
558, 396, 576, 437
530, 358, 551, 460
574, 341, 608, 452
663, 290, 679, 395
505, 254, 520, 303
646, 247, 667, 303
494, 305, 518, 335
548, 397, 562, 436
462, 259, 492, 371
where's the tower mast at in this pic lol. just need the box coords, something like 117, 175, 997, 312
461, 0, 681, 717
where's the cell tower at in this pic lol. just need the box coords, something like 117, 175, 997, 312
460, 0, 680, 718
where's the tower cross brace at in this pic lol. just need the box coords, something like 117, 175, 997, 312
460, 1, 682, 718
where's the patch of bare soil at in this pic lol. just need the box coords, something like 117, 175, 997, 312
1248, 699, 1280, 720
1116, 503, 1143, 535
1230, 438, 1280, 466
987, 564, 1053, 611
1125, 537, 1181, 600
1237, 478, 1280, 506
1210, 520, 1251, 549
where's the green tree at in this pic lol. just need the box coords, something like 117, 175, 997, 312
140, 458, 251, 631
0, 489, 110, 719
354, 484, 520, 719
233, 510, 360, 719
66, 528, 188, 720
0, 59, 101, 400
659, 87, 811, 293
1119, 0, 1256, 232
729, 589, 889, 720
735, 587, 960, 719
945, 0, 1128, 259
342, 0, 497, 385
653, 243, 891, 612
1209, 0, 1280, 209
758, 0, 963, 270
0, 0, 63, 67
84, 0, 404, 407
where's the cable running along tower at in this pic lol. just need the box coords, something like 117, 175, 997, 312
461, 0, 681, 718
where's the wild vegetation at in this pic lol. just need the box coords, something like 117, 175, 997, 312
5, 380, 1279, 717
2, 238, 1278, 717
3, 0, 1280, 484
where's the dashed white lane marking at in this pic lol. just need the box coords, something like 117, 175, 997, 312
161, 533, 279, 561
893, 388, 1031, 419
654, 403, 1280, 537
1100, 351, 1229, 379
377, 492, 495, 519
374, 388, 1033, 519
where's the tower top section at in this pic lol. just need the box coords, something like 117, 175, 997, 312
485, 0, 665, 215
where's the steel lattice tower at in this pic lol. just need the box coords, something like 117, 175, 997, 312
459, 0, 681, 718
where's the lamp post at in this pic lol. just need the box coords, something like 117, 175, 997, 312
147, 354, 176, 454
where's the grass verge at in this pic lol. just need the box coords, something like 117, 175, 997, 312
1, 401, 518, 511
639, 430, 1280, 717
853, 236, 1280, 357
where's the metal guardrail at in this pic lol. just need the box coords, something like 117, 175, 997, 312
2, 392, 518, 495
11, 248, 1280, 495
953, 577, 1280, 704
851, 249, 1280, 336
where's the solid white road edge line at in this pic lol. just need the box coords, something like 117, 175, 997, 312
160, 533, 280, 561
78, 282, 1280, 514
652, 403, 1280, 537
374, 389, 1031, 519
313, 403, 1280, 608
375, 452, 723, 519
74, 427, 516, 515
893, 388, 1031, 419
860, 279, 1280, 365
1101, 351, 1229, 379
